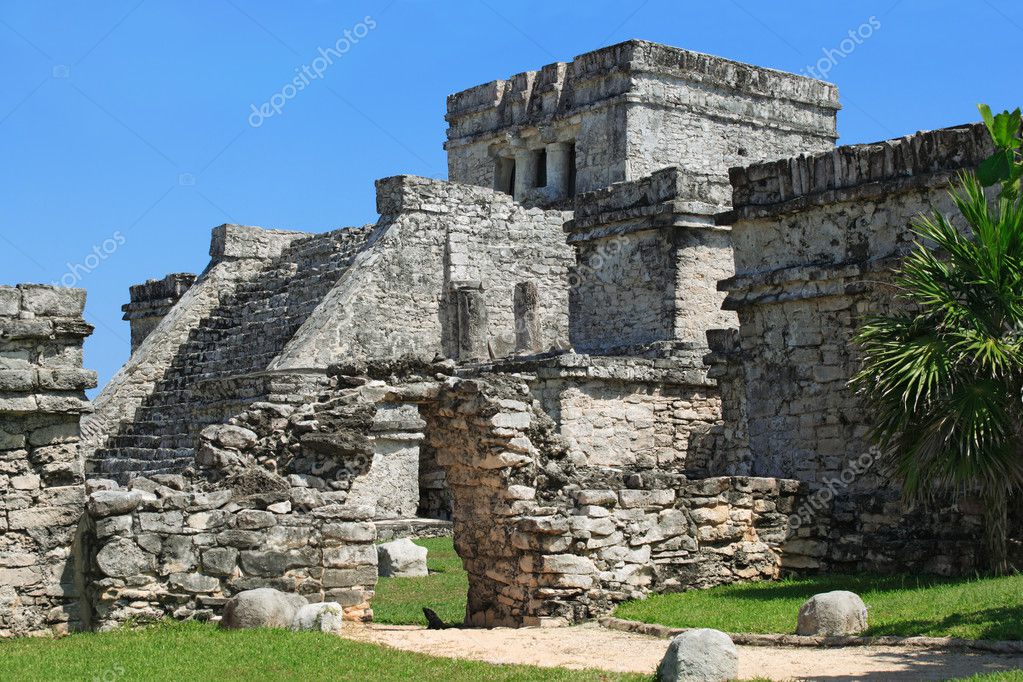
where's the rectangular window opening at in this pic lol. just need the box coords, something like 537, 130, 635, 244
567, 143, 577, 198
494, 157, 515, 195
534, 149, 547, 188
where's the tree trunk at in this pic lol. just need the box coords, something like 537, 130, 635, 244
984, 484, 1009, 575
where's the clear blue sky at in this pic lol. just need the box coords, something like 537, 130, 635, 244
2, 0, 1021, 394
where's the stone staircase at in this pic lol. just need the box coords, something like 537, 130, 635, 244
93, 226, 373, 480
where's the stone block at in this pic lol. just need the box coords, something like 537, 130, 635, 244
0, 287, 21, 316
96, 539, 155, 578
576, 489, 618, 507
95, 514, 132, 539
619, 489, 676, 509
323, 566, 378, 588
377, 539, 427, 578
169, 573, 220, 594
525, 554, 596, 575
0, 369, 35, 392
202, 547, 239, 577
10, 474, 40, 490
239, 548, 318, 577
322, 522, 376, 542
7, 506, 80, 530
87, 490, 148, 518
19, 285, 86, 317
324, 544, 377, 569
235, 510, 276, 530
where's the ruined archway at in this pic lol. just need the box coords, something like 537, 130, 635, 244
389, 375, 595, 627
382, 362, 805, 628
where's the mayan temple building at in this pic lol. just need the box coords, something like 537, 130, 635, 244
1, 39, 1010, 637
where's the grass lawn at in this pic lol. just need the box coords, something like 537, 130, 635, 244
372, 536, 469, 626
615, 573, 1023, 641
0, 621, 649, 682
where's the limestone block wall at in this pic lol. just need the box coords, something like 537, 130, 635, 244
445, 40, 839, 203
718, 123, 994, 574
513, 352, 723, 474
271, 176, 574, 369
565, 167, 736, 354
82, 484, 377, 630
623, 41, 839, 181
0, 284, 95, 637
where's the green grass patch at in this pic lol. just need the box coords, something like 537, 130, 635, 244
951, 673, 1023, 681
615, 573, 1023, 640
372, 536, 469, 626
0, 620, 649, 682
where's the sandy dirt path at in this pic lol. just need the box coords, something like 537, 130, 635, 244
344, 622, 1023, 681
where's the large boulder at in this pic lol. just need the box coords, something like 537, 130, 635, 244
796, 590, 868, 636
220, 588, 308, 629
377, 538, 428, 578
658, 629, 738, 682
291, 602, 344, 634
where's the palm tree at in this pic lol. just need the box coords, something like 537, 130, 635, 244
852, 105, 1023, 574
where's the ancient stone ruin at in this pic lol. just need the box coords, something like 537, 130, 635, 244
0, 39, 1005, 636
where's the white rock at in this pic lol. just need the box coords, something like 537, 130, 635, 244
658, 629, 738, 682
291, 602, 344, 634
377, 538, 428, 578
796, 590, 868, 636
220, 588, 308, 629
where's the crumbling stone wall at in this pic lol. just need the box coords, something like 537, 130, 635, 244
82, 484, 377, 630
446, 40, 839, 203
82, 368, 399, 630
121, 273, 196, 353
0, 285, 95, 636
717, 124, 994, 574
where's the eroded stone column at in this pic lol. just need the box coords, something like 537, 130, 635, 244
513, 149, 536, 202
513, 281, 542, 353
455, 283, 489, 361
545, 142, 572, 201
